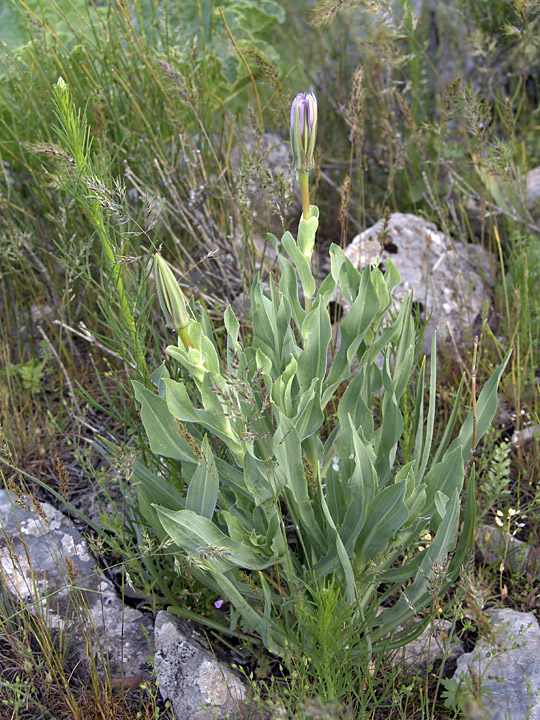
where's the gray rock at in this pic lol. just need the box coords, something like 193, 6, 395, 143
512, 424, 540, 448
526, 168, 540, 218
454, 609, 540, 720
0, 490, 153, 679
343, 213, 493, 353
477, 525, 540, 579
154, 610, 256, 720
396, 620, 463, 670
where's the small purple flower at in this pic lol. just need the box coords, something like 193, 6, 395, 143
214, 599, 225, 609
290, 92, 318, 173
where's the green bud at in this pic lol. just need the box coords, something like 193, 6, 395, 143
154, 254, 192, 347
55, 76, 67, 92
290, 92, 317, 173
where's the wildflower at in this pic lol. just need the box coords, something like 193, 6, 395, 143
154, 253, 192, 349
290, 92, 318, 174
290, 92, 318, 221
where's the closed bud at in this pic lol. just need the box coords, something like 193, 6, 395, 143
290, 92, 317, 173
154, 254, 189, 335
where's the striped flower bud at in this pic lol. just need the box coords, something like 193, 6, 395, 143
290, 92, 317, 173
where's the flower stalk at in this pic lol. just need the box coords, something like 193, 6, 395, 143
290, 92, 317, 220
298, 171, 311, 221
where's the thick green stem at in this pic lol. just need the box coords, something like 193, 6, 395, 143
178, 326, 193, 350
298, 171, 311, 220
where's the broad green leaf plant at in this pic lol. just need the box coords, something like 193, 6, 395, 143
134, 93, 510, 659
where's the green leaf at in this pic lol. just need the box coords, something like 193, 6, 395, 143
423, 445, 464, 519
272, 418, 326, 553
281, 231, 316, 308
297, 207, 319, 257
416, 333, 437, 479
291, 378, 324, 441
328, 244, 348, 284
337, 371, 375, 443
391, 302, 415, 401
322, 267, 382, 404
333, 419, 377, 556
243, 449, 277, 504
278, 255, 304, 330
133, 461, 185, 542
150, 361, 170, 387
215, 458, 248, 499
163, 378, 244, 458
186, 436, 219, 519
297, 302, 331, 394
448, 348, 512, 463
133, 381, 197, 463
383, 258, 401, 294
271, 355, 298, 416
251, 276, 292, 374
432, 375, 465, 466
316, 478, 357, 603
447, 465, 476, 579
373, 354, 403, 486
208, 568, 284, 656
371, 491, 460, 645
355, 482, 409, 567
348, 417, 378, 503
155, 507, 280, 571
316, 272, 338, 307
224, 305, 242, 359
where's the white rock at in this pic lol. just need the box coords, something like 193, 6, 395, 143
154, 611, 255, 720
0, 490, 153, 679
343, 213, 493, 353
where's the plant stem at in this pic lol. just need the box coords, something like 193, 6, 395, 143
298, 171, 311, 220
93, 208, 150, 383
178, 327, 193, 350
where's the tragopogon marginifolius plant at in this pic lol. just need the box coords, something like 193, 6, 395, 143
133, 94, 510, 659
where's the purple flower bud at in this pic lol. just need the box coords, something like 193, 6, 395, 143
214, 599, 224, 609
290, 92, 318, 173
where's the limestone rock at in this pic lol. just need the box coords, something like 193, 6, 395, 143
343, 213, 493, 353
454, 609, 540, 720
154, 610, 257, 720
0, 489, 153, 679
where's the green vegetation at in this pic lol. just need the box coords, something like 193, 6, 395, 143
0, 0, 539, 718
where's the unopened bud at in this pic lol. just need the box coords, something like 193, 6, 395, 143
290, 92, 317, 173
154, 254, 190, 341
